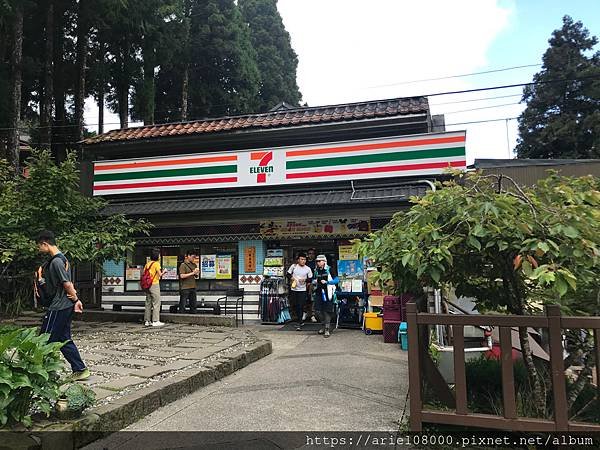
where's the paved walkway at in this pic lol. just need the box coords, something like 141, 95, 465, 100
87, 323, 409, 448
3, 312, 258, 410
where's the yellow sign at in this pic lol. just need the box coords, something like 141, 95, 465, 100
216, 255, 232, 280
338, 245, 358, 261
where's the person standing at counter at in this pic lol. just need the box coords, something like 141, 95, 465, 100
313, 254, 339, 338
287, 252, 313, 331
179, 250, 199, 313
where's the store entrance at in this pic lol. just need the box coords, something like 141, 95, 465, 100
265, 239, 340, 273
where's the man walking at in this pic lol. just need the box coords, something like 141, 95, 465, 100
179, 250, 199, 313
304, 248, 318, 323
313, 254, 339, 338
287, 252, 312, 331
36, 230, 90, 381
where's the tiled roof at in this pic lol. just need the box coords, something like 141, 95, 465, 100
102, 184, 428, 216
84, 97, 429, 145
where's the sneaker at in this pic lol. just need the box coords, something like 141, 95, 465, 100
324, 330, 330, 338
69, 368, 91, 381
318, 329, 325, 335
310, 315, 318, 323
302, 312, 308, 321
295, 323, 303, 331
144, 321, 151, 327
151, 321, 165, 327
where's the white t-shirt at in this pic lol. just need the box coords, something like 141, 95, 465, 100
287, 264, 313, 292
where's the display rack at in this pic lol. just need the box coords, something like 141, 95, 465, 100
260, 249, 290, 324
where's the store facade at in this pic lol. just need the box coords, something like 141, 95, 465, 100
82, 97, 466, 316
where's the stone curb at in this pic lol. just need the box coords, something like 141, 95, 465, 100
28, 340, 272, 449
78, 310, 236, 327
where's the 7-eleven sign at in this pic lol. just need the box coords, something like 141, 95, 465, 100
250, 151, 274, 183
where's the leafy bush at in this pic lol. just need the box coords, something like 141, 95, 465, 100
62, 383, 95, 411
0, 326, 65, 427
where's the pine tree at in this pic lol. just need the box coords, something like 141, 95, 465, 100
239, 0, 301, 111
516, 16, 600, 159
186, 0, 260, 118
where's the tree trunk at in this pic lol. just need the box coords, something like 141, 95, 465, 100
98, 87, 104, 135
74, 0, 89, 146
142, 38, 155, 125
518, 326, 545, 415
180, 0, 191, 121
181, 66, 189, 121
117, 38, 129, 129
40, 0, 54, 150
7, 3, 24, 175
53, 5, 67, 162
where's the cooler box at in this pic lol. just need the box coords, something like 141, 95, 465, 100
363, 312, 383, 335
399, 322, 408, 350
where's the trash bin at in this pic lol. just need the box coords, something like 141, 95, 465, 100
399, 322, 408, 350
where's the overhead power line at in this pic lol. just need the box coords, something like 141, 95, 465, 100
367, 64, 541, 88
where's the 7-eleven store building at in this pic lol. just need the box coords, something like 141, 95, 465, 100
82, 97, 466, 316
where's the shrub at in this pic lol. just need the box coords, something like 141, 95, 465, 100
0, 326, 65, 427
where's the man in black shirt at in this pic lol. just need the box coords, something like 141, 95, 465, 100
37, 230, 89, 381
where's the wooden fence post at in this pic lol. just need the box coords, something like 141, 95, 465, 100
546, 304, 568, 431
406, 301, 422, 432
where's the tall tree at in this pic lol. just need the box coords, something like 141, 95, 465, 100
239, 0, 301, 111
74, 0, 89, 145
187, 0, 260, 118
40, 0, 54, 150
6, 0, 24, 174
516, 16, 600, 159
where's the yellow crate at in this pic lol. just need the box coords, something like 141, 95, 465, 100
363, 312, 383, 335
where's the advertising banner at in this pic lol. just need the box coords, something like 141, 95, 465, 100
260, 218, 370, 237
216, 255, 233, 280
201, 255, 216, 279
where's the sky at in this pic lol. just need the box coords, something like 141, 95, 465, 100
85, 0, 600, 164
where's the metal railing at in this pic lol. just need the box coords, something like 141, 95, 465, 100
406, 302, 600, 432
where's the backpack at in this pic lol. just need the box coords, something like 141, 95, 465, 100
34, 253, 68, 308
140, 261, 157, 290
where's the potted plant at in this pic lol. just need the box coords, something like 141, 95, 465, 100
55, 383, 96, 419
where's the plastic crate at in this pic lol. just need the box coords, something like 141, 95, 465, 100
383, 309, 402, 321
383, 320, 401, 343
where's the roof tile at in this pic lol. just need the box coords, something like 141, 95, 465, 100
84, 97, 429, 145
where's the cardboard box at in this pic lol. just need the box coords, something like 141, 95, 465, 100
369, 295, 384, 307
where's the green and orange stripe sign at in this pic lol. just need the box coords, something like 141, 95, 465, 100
93, 131, 466, 196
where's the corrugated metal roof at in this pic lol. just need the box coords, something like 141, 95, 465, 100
472, 159, 600, 168
84, 97, 429, 145
102, 184, 427, 216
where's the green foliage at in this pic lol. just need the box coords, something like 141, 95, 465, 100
360, 172, 600, 316
186, 0, 261, 118
516, 16, 600, 159
464, 356, 529, 416
239, 0, 302, 111
0, 326, 65, 427
0, 150, 151, 314
62, 383, 95, 411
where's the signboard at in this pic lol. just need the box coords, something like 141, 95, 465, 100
244, 247, 256, 273
260, 218, 370, 237
216, 255, 233, 280
161, 256, 178, 280
338, 245, 358, 261
93, 131, 467, 196
338, 259, 364, 277
126, 267, 141, 281
201, 255, 216, 279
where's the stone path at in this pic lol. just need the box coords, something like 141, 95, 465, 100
3, 312, 259, 409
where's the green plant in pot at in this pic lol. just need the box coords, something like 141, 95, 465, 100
55, 383, 96, 419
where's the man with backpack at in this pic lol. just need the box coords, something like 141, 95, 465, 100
178, 250, 199, 313
142, 248, 167, 327
35, 230, 89, 381
313, 254, 339, 338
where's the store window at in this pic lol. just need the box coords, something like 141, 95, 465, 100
124, 243, 237, 292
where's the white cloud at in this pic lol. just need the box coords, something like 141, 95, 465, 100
278, 0, 518, 162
